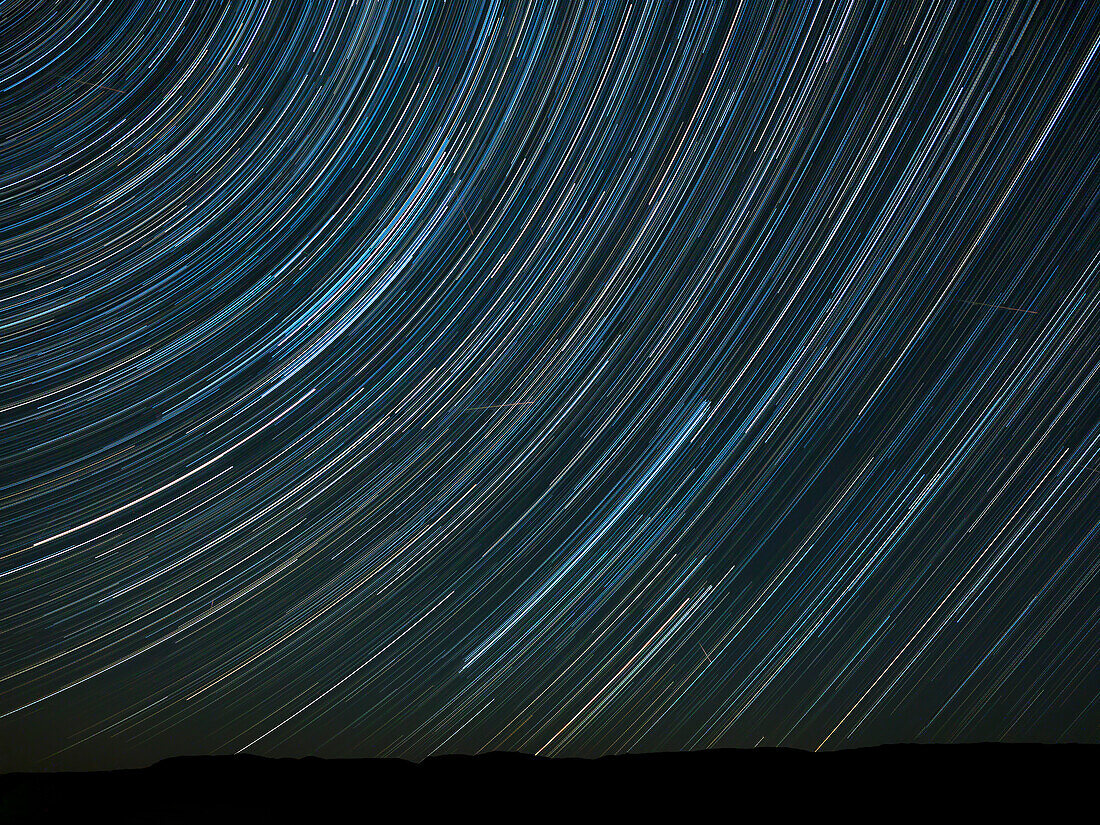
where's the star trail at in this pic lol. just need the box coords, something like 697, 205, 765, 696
1, 0, 1098, 770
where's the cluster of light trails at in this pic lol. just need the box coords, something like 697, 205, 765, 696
0, 0, 1097, 769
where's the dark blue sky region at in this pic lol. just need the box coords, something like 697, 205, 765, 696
1, 0, 1098, 770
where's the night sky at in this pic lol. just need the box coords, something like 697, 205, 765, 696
1, 0, 1098, 772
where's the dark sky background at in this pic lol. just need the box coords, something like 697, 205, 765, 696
1, 0, 1098, 772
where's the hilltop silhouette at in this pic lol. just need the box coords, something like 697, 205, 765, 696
1, 744, 1093, 822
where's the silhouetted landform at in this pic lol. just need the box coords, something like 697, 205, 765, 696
2, 744, 1093, 822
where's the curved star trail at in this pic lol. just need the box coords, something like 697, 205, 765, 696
1, 0, 1098, 769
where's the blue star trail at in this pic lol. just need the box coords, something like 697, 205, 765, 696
0, 0, 1098, 770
